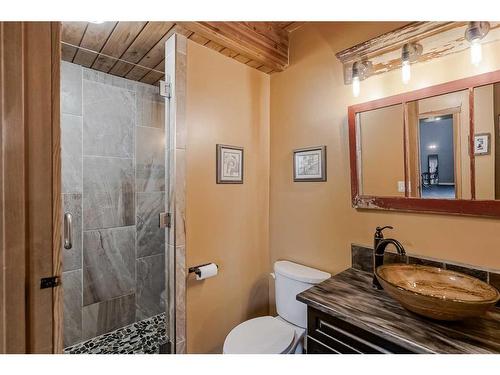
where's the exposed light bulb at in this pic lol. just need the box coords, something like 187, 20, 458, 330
352, 76, 360, 97
470, 38, 482, 66
402, 60, 411, 84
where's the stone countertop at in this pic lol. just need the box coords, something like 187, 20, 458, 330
297, 268, 500, 354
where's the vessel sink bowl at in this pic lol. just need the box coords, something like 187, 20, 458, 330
375, 263, 500, 321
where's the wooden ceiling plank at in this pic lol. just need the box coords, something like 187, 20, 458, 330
61, 44, 78, 62
257, 65, 274, 74
124, 25, 178, 81
61, 22, 87, 62
283, 22, 306, 33
189, 32, 210, 45
275, 22, 294, 29
109, 22, 175, 77
203, 22, 288, 61
212, 22, 289, 59
246, 60, 262, 69
220, 48, 239, 58
141, 72, 165, 85
179, 21, 288, 71
239, 22, 289, 53
91, 21, 147, 73
139, 68, 165, 85
73, 22, 118, 67
233, 54, 251, 64
205, 40, 224, 53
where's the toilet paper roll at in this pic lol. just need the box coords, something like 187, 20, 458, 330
196, 263, 218, 280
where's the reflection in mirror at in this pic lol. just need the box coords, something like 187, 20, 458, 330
357, 104, 405, 197
474, 83, 500, 200
407, 90, 471, 200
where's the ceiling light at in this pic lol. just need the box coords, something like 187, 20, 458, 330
401, 42, 422, 84
465, 22, 490, 66
89, 21, 105, 24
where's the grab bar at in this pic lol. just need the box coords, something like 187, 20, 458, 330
64, 212, 73, 250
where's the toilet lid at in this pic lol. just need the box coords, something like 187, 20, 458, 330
223, 316, 295, 354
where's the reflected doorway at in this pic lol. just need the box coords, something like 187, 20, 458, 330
418, 115, 456, 199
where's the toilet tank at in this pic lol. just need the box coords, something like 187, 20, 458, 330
274, 261, 331, 328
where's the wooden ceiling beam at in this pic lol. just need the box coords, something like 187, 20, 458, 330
179, 21, 289, 71
61, 21, 299, 81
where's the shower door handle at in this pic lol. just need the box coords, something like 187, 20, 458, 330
64, 212, 73, 249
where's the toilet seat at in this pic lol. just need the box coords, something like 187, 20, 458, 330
223, 316, 296, 354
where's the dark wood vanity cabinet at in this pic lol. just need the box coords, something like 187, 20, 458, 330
306, 307, 415, 354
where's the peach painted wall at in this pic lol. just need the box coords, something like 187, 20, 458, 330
185, 41, 270, 353
269, 22, 500, 309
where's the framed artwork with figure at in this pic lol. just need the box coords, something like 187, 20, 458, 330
293, 146, 327, 182
474, 133, 491, 155
216, 144, 244, 184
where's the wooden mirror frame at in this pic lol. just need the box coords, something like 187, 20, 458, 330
348, 69, 500, 218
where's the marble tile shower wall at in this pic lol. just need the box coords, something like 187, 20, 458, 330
61, 61, 167, 348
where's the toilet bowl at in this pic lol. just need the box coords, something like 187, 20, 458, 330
223, 261, 330, 354
223, 316, 305, 354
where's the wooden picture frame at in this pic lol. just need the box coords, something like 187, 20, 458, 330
348, 69, 500, 218
216, 144, 244, 184
293, 146, 327, 182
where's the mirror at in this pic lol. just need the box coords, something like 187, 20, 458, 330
473, 83, 500, 200
348, 69, 500, 217
406, 90, 471, 200
357, 104, 405, 197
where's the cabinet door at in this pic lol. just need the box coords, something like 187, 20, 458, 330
307, 307, 415, 354
306, 336, 339, 354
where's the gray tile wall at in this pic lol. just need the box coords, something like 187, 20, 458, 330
61, 61, 167, 348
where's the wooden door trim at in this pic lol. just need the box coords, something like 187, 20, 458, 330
0, 22, 28, 354
51, 21, 63, 354
0, 21, 61, 354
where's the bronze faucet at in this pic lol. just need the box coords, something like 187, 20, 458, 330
372, 226, 407, 289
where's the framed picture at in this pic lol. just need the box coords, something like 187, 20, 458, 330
293, 146, 327, 182
474, 133, 491, 156
216, 144, 244, 184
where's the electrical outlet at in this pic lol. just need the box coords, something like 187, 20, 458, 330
397, 181, 405, 193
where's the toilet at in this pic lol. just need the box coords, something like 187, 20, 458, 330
223, 260, 331, 354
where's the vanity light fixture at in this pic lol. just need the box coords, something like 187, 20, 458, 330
350, 60, 372, 98
401, 42, 422, 84
465, 22, 490, 66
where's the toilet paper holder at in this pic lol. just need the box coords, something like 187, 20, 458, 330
188, 263, 219, 278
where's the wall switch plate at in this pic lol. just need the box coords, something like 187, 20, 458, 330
398, 181, 405, 193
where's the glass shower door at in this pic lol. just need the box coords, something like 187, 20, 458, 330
60, 47, 173, 353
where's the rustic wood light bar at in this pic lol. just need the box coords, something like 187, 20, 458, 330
336, 21, 500, 84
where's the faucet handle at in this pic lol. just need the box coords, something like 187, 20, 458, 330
375, 226, 393, 238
